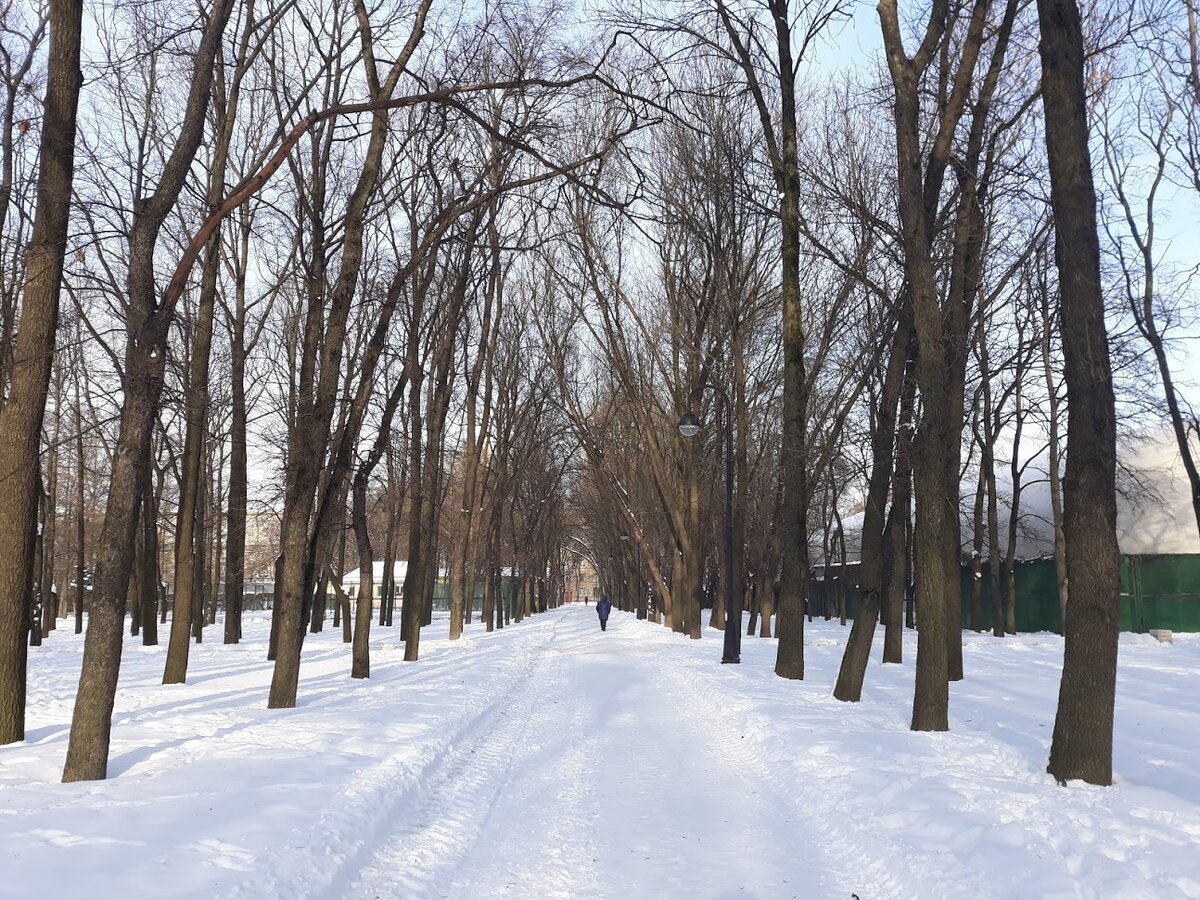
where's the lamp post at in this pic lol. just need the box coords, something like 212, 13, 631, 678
678, 384, 740, 664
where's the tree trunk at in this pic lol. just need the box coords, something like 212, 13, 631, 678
224, 289, 247, 644
483, 561, 496, 633
349, 376, 407, 677
165, 59, 238, 678
63, 0, 234, 780
0, 0, 83, 746
73, 390, 84, 637
30, 487, 45, 648
882, 362, 915, 664
191, 442, 208, 645
42, 371, 63, 637
269, 8, 425, 707
1004, 386, 1026, 634
139, 473, 159, 646
382, 453, 400, 627
970, 450, 985, 634
773, 41, 810, 680
1041, 282, 1069, 625
401, 371, 426, 659
834, 311, 909, 700
1038, 0, 1122, 786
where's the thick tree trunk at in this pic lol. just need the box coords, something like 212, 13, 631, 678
63, 0, 235, 780
1038, 0, 1122, 786
270, 9, 425, 706
773, 50, 810, 680
0, 0, 83, 746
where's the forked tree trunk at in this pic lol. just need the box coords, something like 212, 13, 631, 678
63, 0, 235, 781
349, 375, 406, 678
834, 311, 909, 701
269, 2, 430, 708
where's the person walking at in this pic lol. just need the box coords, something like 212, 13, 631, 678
596, 594, 613, 631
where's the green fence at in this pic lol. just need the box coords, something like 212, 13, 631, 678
428, 575, 523, 612
810, 553, 1200, 633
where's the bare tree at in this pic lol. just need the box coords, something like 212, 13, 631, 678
0, 0, 82, 746
1037, 0, 1122, 787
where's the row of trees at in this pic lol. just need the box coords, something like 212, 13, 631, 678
0, 0, 644, 781
534, 0, 1196, 791
1, 0, 1194, 789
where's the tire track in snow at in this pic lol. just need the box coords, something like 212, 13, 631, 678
206, 614, 564, 899
327, 613, 570, 900
438, 645, 605, 899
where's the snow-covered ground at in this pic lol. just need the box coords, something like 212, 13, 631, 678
2, 607, 1199, 899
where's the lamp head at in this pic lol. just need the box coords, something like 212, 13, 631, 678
678, 410, 701, 438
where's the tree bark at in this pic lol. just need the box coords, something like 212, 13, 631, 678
0, 0, 83, 746
834, 309, 910, 700
139, 471, 159, 646
42, 369, 63, 637
224, 252, 248, 644
269, 1, 426, 707
1040, 278, 1069, 625
1037, 0, 1121, 786
882, 358, 916, 664
63, 0, 234, 781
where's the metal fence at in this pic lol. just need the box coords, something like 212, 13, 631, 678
807, 553, 1200, 633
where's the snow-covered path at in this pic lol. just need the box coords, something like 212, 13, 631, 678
341, 610, 827, 899
4, 604, 1200, 899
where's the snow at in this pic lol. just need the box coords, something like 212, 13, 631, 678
3, 609, 1200, 899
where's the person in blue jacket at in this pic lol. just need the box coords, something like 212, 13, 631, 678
596, 594, 613, 631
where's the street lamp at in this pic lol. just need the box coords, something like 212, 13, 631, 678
678, 384, 740, 664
